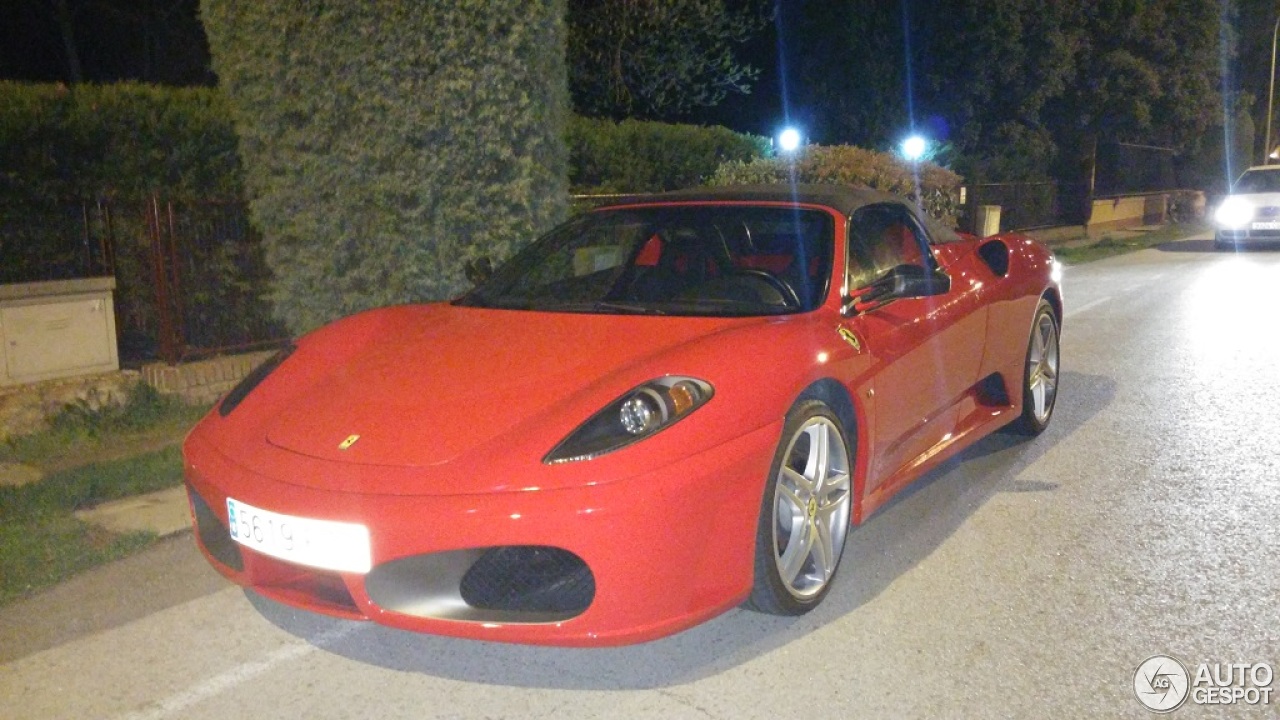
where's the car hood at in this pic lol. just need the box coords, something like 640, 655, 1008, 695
1230, 191, 1280, 208
262, 304, 755, 471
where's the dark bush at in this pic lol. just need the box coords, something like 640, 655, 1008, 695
569, 116, 768, 194
711, 145, 964, 227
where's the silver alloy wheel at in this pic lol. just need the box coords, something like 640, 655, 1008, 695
771, 416, 852, 599
1027, 310, 1059, 424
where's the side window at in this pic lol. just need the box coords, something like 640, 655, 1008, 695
847, 203, 933, 290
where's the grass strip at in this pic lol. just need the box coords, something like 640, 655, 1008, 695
0, 445, 185, 604
1052, 222, 1210, 264
1, 384, 208, 469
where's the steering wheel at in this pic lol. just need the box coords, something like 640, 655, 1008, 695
729, 269, 801, 308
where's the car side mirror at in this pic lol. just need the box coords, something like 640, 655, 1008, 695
464, 256, 494, 286
842, 264, 950, 316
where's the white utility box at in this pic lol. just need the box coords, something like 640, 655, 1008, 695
975, 205, 1002, 237
0, 278, 119, 386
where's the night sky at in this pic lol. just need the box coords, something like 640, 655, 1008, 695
0, 0, 215, 86
0, 0, 797, 137
1, 0, 1264, 162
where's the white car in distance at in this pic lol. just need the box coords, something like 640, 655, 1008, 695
1214, 165, 1280, 249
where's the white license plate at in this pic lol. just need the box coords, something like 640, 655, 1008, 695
226, 497, 371, 574
1251, 221, 1280, 230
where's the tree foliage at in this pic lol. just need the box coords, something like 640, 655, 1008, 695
1049, 1, 1221, 163
783, 0, 1224, 186
912, 0, 1077, 182
917, 0, 1220, 184
1229, 0, 1270, 163
567, 0, 771, 120
202, 1, 569, 334
782, 0, 907, 150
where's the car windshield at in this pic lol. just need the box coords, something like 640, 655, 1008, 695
1233, 169, 1280, 194
456, 205, 835, 316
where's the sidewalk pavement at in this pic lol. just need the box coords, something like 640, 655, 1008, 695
3, 455, 192, 539
1, 433, 195, 538
1022, 223, 1171, 249
2, 456, 190, 535
73, 486, 192, 537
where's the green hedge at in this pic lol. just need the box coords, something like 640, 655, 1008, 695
0, 81, 242, 202
0, 82, 767, 206
569, 116, 768, 194
0, 82, 244, 286
711, 145, 964, 227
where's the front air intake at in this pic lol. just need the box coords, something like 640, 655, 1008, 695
460, 546, 594, 614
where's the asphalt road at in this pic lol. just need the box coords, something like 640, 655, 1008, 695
3, 234, 1278, 719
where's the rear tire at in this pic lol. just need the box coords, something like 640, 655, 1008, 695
1008, 299, 1060, 436
745, 400, 853, 615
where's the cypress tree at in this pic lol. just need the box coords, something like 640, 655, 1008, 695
202, 1, 568, 334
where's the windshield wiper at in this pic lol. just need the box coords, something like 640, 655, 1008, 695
536, 301, 667, 315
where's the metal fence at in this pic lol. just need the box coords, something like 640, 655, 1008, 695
0, 199, 113, 283
2, 196, 286, 365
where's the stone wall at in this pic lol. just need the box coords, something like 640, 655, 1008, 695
1084, 191, 1205, 234
0, 370, 140, 442
0, 350, 277, 441
139, 350, 278, 405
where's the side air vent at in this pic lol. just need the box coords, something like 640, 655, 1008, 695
188, 485, 244, 571
977, 239, 1010, 277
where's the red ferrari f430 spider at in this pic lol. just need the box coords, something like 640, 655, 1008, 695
184, 184, 1063, 646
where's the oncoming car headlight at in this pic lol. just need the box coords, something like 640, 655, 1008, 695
544, 377, 714, 464
1214, 197, 1255, 229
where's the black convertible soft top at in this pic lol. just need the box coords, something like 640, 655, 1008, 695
595, 184, 964, 244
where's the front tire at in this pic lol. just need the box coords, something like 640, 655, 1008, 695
1009, 299, 1060, 436
745, 400, 853, 615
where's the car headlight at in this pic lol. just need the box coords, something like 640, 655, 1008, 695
218, 344, 295, 417
544, 377, 714, 464
1214, 197, 1255, 229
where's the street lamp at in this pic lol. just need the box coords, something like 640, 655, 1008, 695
901, 135, 927, 162
1267, 17, 1280, 165
777, 127, 803, 153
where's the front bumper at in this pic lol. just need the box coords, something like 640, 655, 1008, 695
183, 421, 779, 646
1215, 228, 1280, 246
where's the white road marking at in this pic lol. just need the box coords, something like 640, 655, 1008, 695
1065, 296, 1110, 319
115, 623, 361, 720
